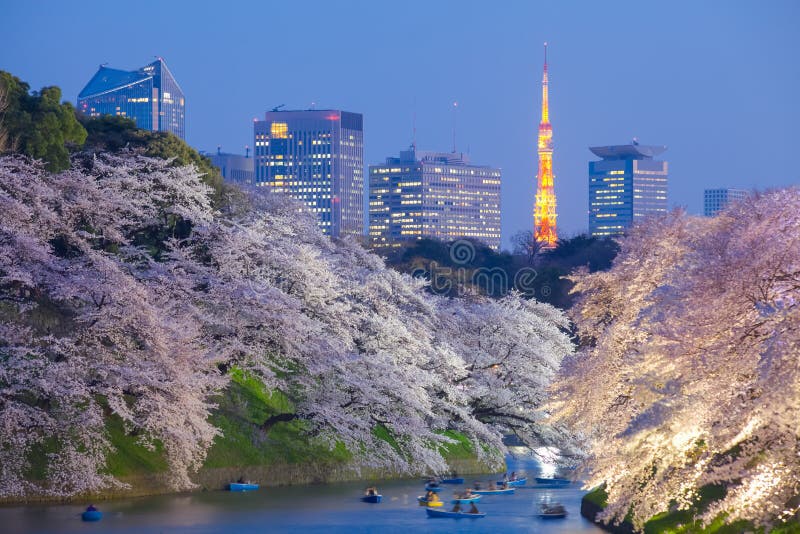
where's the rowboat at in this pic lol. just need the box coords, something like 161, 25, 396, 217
440, 477, 464, 484
361, 494, 382, 503
451, 495, 481, 504
471, 488, 514, 495
81, 510, 103, 522
497, 477, 527, 487
228, 482, 260, 491
425, 508, 486, 519
417, 496, 444, 507
538, 503, 567, 518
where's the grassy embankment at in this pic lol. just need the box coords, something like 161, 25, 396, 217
100, 368, 493, 496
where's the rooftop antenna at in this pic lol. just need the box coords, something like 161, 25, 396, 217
245, 145, 250, 158
217, 145, 221, 155
271, 104, 285, 112
412, 96, 417, 151
452, 101, 459, 153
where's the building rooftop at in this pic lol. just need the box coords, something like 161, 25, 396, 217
78, 58, 181, 99
589, 143, 667, 160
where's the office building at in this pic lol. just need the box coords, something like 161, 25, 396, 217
588, 142, 668, 237
704, 188, 748, 217
205, 148, 255, 185
78, 58, 185, 139
254, 110, 363, 237
369, 147, 501, 250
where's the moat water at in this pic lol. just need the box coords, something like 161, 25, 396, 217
2, 456, 604, 533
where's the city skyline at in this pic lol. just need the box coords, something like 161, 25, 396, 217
2, 0, 798, 248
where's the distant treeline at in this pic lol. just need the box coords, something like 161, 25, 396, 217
375, 233, 619, 310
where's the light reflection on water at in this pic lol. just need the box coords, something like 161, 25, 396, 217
2, 457, 603, 533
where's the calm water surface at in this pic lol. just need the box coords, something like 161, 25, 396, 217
3, 457, 603, 533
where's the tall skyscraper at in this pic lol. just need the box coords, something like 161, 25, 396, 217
704, 188, 748, 217
368, 147, 501, 250
78, 58, 185, 139
534, 43, 558, 248
588, 142, 668, 237
253, 109, 364, 238
204, 148, 255, 185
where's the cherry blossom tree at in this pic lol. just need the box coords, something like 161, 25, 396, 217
0, 152, 574, 498
550, 195, 800, 529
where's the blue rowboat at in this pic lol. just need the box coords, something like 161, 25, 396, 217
451, 495, 482, 504
424, 485, 442, 493
81, 510, 103, 522
228, 482, 260, 491
426, 508, 486, 519
471, 488, 514, 495
441, 477, 464, 484
497, 477, 527, 487
361, 494, 382, 503
534, 477, 570, 486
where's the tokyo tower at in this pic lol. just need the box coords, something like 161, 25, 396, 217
534, 42, 558, 248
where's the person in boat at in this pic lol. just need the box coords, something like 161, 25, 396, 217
236, 476, 245, 484
463, 488, 473, 497
468, 502, 480, 514
85, 504, 97, 512
428, 491, 440, 503
502, 472, 509, 483
510, 471, 516, 481
451, 502, 462, 513
473, 481, 482, 490
365, 486, 377, 496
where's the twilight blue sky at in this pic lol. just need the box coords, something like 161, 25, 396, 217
2, 0, 798, 248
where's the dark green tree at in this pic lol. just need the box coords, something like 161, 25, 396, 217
0, 71, 87, 171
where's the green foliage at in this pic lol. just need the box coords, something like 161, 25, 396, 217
0, 71, 87, 172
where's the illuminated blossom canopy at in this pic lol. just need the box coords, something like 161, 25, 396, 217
0, 153, 573, 497
550, 194, 800, 529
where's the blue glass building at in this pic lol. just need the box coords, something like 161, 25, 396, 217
588, 143, 668, 237
77, 58, 185, 139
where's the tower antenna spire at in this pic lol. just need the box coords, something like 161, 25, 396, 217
452, 101, 458, 153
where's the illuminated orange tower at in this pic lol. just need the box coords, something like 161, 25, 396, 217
534, 43, 558, 248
